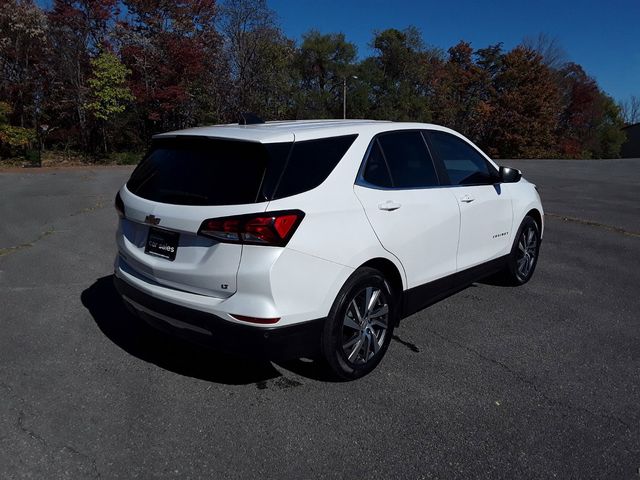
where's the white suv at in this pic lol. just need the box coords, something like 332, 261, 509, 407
114, 119, 543, 379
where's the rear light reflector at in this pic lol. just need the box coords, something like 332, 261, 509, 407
230, 314, 280, 324
198, 210, 304, 246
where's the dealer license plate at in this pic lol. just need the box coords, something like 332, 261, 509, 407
145, 227, 179, 261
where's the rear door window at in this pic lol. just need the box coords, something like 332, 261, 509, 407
427, 130, 497, 185
374, 131, 439, 188
362, 141, 393, 188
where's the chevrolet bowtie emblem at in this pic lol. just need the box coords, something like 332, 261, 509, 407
144, 214, 161, 225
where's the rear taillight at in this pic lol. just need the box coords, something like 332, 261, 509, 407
198, 210, 304, 246
115, 191, 125, 218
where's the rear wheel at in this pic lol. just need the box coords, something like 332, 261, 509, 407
322, 267, 396, 380
501, 216, 541, 285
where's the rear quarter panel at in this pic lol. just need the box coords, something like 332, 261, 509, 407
266, 131, 407, 285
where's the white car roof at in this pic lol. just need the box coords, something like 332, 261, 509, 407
153, 119, 459, 143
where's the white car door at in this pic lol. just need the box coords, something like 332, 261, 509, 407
354, 131, 460, 291
425, 130, 513, 271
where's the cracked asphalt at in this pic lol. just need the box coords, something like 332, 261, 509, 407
1, 159, 639, 479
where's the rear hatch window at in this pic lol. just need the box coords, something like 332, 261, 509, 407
127, 137, 284, 205
127, 134, 357, 205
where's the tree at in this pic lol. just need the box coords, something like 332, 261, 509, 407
522, 33, 568, 70
119, 0, 224, 143
487, 46, 561, 158
86, 51, 133, 152
45, 0, 120, 153
619, 95, 640, 125
591, 94, 626, 158
220, 0, 295, 119
0, 101, 35, 156
362, 27, 436, 122
554, 63, 626, 158
555, 63, 600, 157
87, 51, 133, 123
294, 30, 357, 118
429, 42, 493, 143
0, 0, 48, 130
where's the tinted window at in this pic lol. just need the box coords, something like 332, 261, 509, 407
127, 137, 290, 206
363, 141, 392, 188
377, 131, 438, 188
428, 131, 496, 185
258, 142, 293, 200
273, 134, 357, 199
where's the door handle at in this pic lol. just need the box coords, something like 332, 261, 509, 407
460, 195, 475, 203
378, 201, 402, 211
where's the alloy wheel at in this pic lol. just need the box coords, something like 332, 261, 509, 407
517, 225, 538, 279
341, 286, 389, 365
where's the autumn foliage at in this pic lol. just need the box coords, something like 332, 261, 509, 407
0, 0, 627, 160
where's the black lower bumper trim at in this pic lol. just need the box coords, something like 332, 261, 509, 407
113, 275, 325, 360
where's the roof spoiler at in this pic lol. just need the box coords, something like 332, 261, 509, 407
238, 112, 265, 125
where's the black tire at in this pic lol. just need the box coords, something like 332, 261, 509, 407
321, 267, 397, 380
500, 215, 541, 285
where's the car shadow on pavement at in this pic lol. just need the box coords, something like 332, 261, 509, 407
81, 275, 333, 385
478, 273, 520, 287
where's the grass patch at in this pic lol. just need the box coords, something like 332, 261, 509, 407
1, 150, 143, 168
108, 151, 141, 165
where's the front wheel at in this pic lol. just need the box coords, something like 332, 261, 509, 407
321, 267, 397, 380
501, 216, 541, 285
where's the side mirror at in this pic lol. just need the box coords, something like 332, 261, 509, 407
499, 166, 522, 183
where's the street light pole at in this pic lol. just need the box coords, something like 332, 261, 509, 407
343, 75, 358, 119
343, 77, 347, 119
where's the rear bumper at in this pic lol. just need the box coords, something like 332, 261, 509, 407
113, 276, 325, 360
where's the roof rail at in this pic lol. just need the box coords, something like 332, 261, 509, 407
238, 112, 265, 125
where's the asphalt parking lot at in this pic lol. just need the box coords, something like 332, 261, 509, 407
1, 159, 639, 479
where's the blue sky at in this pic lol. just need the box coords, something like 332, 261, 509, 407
269, 0, 640, 103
